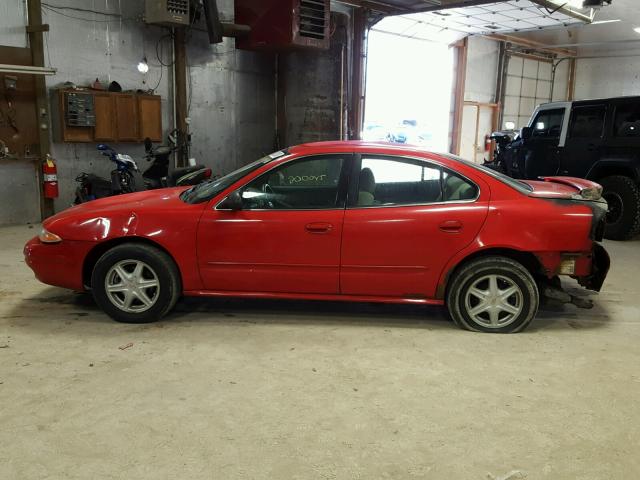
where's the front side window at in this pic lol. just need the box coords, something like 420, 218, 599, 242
570, 105, 606, 139
355, 157, 477, 207
614, 103, 640, 137
240, 155, 345, 210
531, 109, 565, 138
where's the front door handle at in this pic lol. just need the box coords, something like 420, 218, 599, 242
305, 222, 333, 234
439, 220, 463, 233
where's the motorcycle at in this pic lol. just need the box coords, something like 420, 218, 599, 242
74, 134, 212, 204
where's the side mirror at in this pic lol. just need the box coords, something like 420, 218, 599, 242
97, 144, 109, 151
520, 126, 533, 140
144, 137, 153, 152
218, 190, 243, 211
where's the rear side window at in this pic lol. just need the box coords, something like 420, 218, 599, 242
614, 103, 640, 137
532, 109, 564, 138
357, 157, 441, 206
354, 157, 477, 207
570, 105, 606, 139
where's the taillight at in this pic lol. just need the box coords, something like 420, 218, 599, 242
203, 168, 212, 179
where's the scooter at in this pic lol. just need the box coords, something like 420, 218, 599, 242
74, 145, 144, 204
74, 136, 212, 204
141, 135, 212, 189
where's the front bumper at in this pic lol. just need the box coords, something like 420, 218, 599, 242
24, 236, 94, 291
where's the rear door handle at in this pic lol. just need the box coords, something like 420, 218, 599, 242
439, 220, 463, 233
305, 222, 333, 234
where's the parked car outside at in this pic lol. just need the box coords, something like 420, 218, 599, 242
487, 97, 640, 240
25, 141, 609, 333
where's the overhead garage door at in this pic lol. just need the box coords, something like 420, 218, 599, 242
502, 55, 553, 131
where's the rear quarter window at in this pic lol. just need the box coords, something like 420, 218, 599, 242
614, 102, 640, 137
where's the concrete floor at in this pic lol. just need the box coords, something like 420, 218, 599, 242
1, 224, 639, 479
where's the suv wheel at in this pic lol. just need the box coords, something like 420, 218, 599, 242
91, 243, 181, 323
600, 175, 640, 240
446, 256, 539, 334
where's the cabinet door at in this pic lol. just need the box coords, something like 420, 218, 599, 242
94, 93, 116, 141
114, 94, 139, 142
138, 95, 163, 142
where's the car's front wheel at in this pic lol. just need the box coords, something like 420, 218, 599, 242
446, 256, 539, 333
91, 243, 181, 323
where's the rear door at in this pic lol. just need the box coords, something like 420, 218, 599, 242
340, 155, 490, 299
560, 104, 608, 178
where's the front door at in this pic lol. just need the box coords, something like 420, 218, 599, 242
340, 155, 490, 299
559, 104, 607, 178
196, 154, 350, 294
517, 108, 566, 179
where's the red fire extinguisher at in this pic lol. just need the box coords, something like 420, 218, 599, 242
43, 154, 59, 199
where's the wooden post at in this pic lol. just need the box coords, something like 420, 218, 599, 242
450, 37, 468, 156
349, 8, 366, 140
174, 27, 188, 168
567, 58, 577, 101
26, 0, 54, 219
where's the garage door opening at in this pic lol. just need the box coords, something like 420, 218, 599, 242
363, 28, 454, 152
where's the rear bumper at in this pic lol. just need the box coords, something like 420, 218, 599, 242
534, 242, 610, 292
24, 236, 94, 291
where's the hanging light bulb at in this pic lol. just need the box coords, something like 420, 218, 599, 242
137, 56, 149, 74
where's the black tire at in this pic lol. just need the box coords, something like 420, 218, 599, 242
600, 175, 640, 241
446, 256, 539, 334
91, 243, 181, 323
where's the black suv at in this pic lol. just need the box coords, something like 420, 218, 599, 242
488, 97, 640, 240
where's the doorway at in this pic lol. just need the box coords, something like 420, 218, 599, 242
363, 28, 455, 152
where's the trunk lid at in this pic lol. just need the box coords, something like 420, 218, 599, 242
521, 176, 604, 201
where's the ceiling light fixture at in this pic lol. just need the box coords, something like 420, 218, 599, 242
634, 27, 640, 34
137, 57, 149, 74
0, 64, 57, 75
566, 0, 585, 8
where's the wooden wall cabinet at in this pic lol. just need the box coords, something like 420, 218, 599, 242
52, 89, 162, 143
93, 92, 116, 141
138, 95, 163, 142
114, 94, 139, 142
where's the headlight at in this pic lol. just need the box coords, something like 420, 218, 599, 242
39, 228, 62, 244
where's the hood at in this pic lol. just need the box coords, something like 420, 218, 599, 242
521, 176, 604, 201
43, 187, 202, 241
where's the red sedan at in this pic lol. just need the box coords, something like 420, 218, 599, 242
25, 141, 610, 333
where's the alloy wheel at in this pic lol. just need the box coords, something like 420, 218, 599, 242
104, 260, 160, 313
464, 274, 524, 329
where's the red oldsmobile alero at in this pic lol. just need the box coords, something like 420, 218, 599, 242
25, 141, 610, 333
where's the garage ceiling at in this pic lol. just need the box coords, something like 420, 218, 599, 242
371, 0, 587, 43
510, 0, 640, 53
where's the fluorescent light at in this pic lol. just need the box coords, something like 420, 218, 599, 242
0, 64, 57, 75
635, 27, 640, 34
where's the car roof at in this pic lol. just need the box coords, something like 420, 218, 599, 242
288, 140, 435, 157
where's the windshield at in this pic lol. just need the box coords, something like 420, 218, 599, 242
438, 153, 533, 194
181, 151, 286, 204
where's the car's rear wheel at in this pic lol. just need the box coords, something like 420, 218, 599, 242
599, 175, 640, 240
91, 243, 181, 323
446, 256, 539, 333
